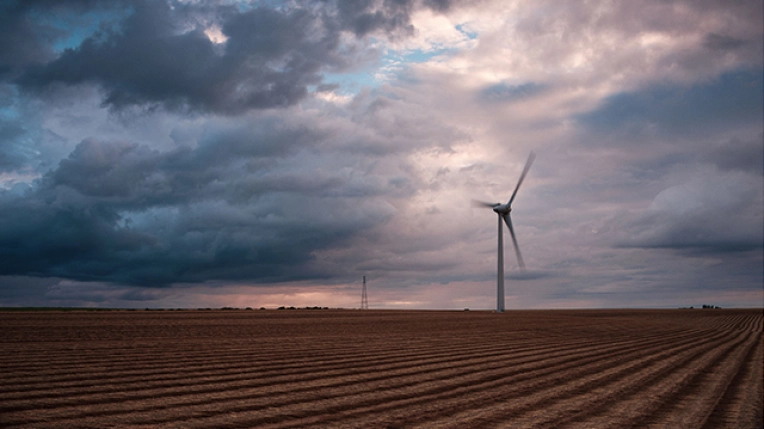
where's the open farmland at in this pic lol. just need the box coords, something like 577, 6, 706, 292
0, 309, 761, 428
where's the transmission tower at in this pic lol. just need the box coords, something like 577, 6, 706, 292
361, 276, 369, 310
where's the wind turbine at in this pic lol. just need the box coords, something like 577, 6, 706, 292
473, 152, 535, 313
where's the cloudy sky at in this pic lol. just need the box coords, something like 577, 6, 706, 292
1, 0, 762, 309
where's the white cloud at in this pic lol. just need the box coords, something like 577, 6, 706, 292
204, 25, 228, 44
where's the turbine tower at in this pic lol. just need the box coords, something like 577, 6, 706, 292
361, 276, 368, 310
473, 152, 535, 312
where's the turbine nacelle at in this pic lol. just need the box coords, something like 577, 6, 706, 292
492, 204, 511, 215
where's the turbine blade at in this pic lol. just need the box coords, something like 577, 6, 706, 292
503, 214, 526, 271
472, 199, 499, 208
507, 151, 536, 206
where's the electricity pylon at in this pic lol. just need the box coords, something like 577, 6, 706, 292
361, 276, 369, 310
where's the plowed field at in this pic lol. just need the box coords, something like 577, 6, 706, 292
1, 309, 761, 428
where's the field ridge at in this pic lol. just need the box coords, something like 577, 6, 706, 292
1, 309, 761, 428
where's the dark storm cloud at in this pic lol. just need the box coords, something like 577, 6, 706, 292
0, 276, 63, 306
421, 0, 455, 12
0, 0, 67, 74
333, 0, 414, 37
329, 0, 457, 37
0, 0, 128, 76
577, 70, 763, 140
615, 210, 762, 254
0, 119, 27, 171
699, 135, 764, 173
703, 33, 746, 51
606, 168, 763, 255
573, 65, 763, 260
17, 2, 327, 114
0, 117, 395, 286
8, 0, 449, 114
0, 1, 49, 76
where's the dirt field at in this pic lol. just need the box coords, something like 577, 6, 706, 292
0, 309, 761, 428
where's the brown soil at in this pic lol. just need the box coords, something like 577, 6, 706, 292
0, 309, 761, 428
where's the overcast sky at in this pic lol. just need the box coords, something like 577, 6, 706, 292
1, 0, 762, 309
